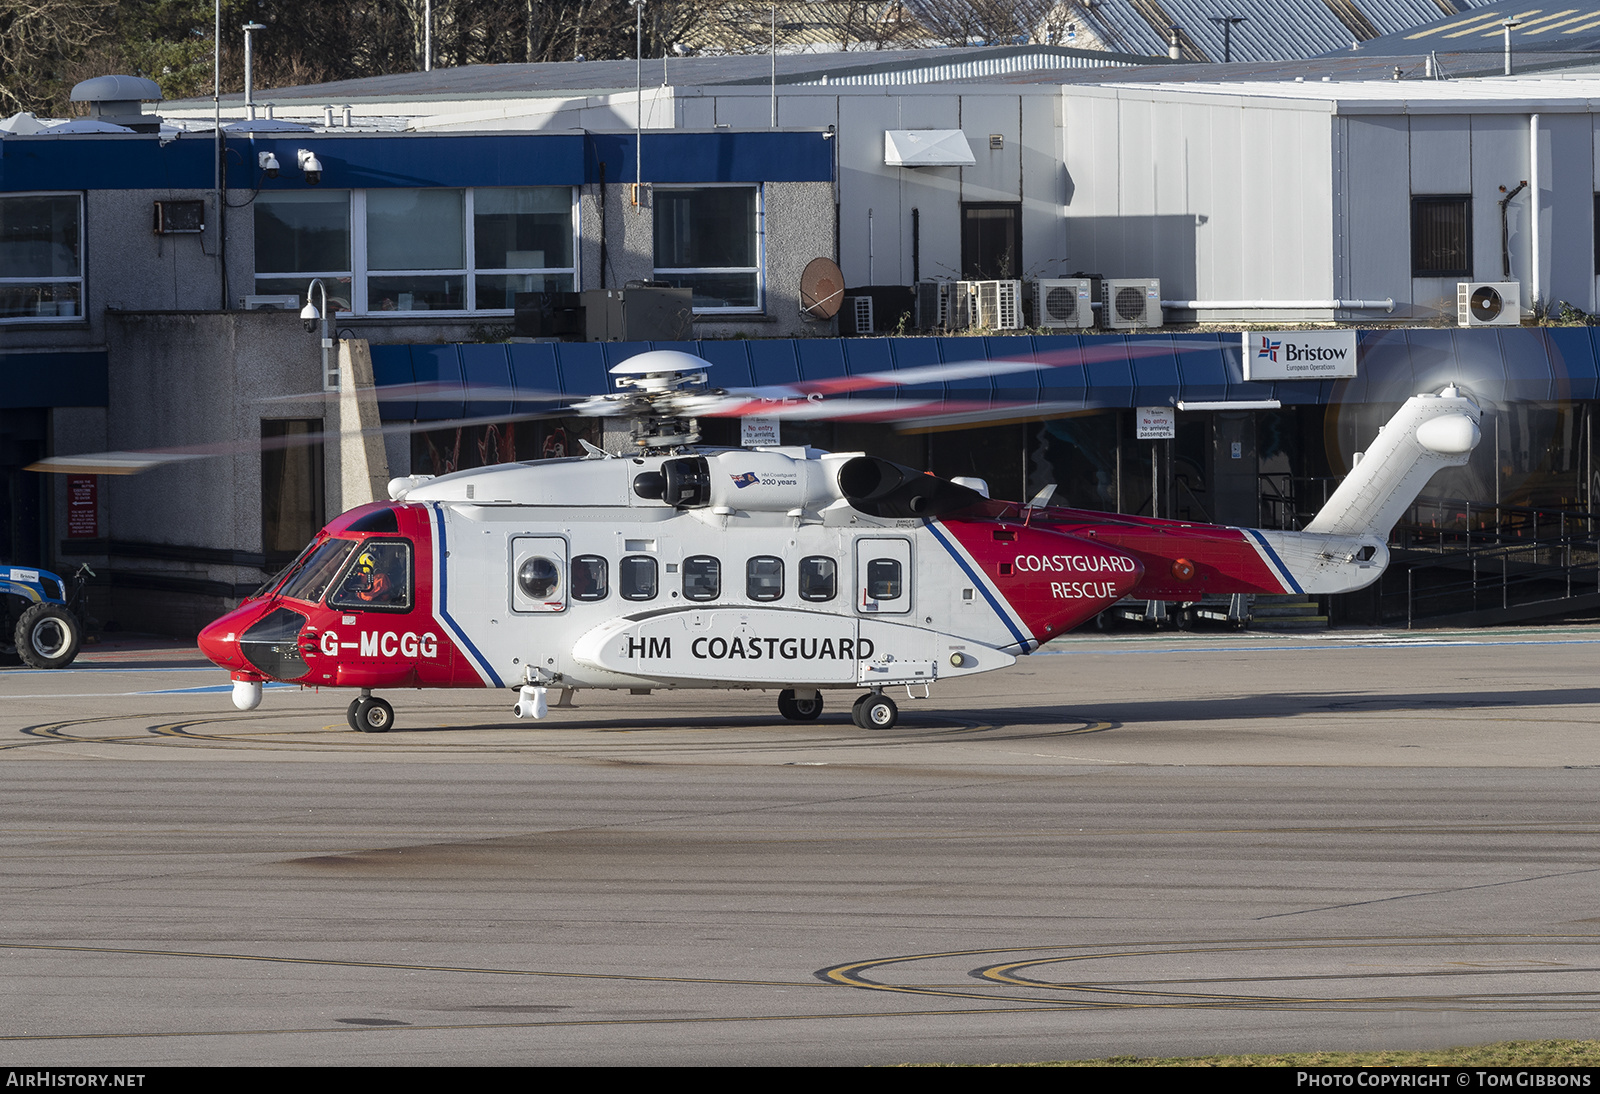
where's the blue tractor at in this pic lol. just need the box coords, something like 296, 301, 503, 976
1, 563, 92, 669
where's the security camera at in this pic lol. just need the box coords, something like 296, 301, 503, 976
296, 149, 323, 185
300, 299, 320, 334
258, 151, 279, 178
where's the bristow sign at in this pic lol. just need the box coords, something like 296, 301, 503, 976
1242, 331, 1357, 381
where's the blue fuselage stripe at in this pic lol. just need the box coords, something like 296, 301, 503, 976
1245, 529, 1304, 595
926, 521, 1033, 652
432, 504, 503, 688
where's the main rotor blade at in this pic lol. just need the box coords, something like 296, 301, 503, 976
24, 409, 579, 476
738, 339, 1198, 398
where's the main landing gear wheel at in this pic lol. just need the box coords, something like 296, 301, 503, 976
853, 693, 898, 730
352, 697, 394, 733
15, 603, 80, 669
346, 698, 362, 731
777, 689, 823, 721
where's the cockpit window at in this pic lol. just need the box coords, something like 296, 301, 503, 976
328, 540, 413, 612
278, 539, 358, 603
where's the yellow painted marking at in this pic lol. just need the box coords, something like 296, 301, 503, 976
1523, 9, 1600, 33
1562, 16, 1600, 30
1407, 10, 1526, 38
1472, 9, 1577, 36
1444, 9, 1544, 37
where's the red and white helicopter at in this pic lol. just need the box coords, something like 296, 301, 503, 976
185, 347, 1482, 732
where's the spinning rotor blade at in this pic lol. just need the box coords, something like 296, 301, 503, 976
729, 338, 1198, 400
25, 408, 579, 476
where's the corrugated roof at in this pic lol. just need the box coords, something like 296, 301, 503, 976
1079, 0, 1495, 63
169, 44, 1174, 109
1338, 1, 1600, 56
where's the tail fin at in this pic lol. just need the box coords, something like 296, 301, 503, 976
1303, 388, 1481, 537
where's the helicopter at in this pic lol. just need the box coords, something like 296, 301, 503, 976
189, 348, 1483, 732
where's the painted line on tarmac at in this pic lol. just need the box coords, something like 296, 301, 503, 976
1, 682, 296, 699
1038, 637, 1600, 656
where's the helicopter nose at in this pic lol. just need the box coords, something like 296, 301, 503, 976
197, 615, 244, 670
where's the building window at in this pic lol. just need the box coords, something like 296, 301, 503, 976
960, 202, 1021, 280
0, 193, 83, 321
255, 191, 352, 311
1411, 195, 1471, 277
260, 419, 325, 568
254, 186, 576, 316
473, 187, 577, 307
653, 186, 760, 311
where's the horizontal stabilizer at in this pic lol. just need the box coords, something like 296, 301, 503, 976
1304, 389, 1481, 537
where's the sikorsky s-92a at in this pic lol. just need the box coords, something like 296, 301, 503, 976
195, 350, 1482, 732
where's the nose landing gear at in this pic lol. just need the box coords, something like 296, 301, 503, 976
347, 690, 395, 733
777, 688, 823, 721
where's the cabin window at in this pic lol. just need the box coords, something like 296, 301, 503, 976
867, 558, 902, 601
0, 192, 83, 322
620, 555, 658, 601
328, 540, 413, 612
571, 555, 608, 601
682, 556, 721, 601
746, 556, 783, 601
653, 186, 760, 311
278, 538, 356, 603
798, 556, 836, 602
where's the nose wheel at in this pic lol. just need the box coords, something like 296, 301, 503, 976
777, 689, 823, 721
347, 695, 395, 733
851, 692, 898, 730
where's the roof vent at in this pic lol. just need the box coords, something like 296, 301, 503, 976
69, 75, 163, 133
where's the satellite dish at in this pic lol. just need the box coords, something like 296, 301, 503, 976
799, 257, 844, 320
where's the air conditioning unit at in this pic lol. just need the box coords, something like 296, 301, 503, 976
841, 295, 874, 335
240, 294, 301, 310
1101, 278, 1162, 329
1457, 281, 1521, 327
1032, 278, 1094, 329
915, 281, 949, 330
947, 282, 977, 330
972, 280, 1022, 330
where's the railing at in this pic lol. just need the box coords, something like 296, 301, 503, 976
1388, 535, 1600, 627
1383, 497, 1599, 626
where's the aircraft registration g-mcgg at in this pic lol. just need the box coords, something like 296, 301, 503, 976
195, 351, 1483, 732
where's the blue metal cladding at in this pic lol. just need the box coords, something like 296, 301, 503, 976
371, 330, 1600, 422
1, 130, 832, 193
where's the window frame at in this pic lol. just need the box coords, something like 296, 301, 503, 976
620, 554, 659, 601
254, 186, 579, 318
798, 556, 837, 602
682, 555, 722, 602
746, 556, 784, 601
326, 538, 415, 614
1410, 194, 1472, 278
571, 554, 609, 602
652, 183, 763, 314
0, 191, 85, 325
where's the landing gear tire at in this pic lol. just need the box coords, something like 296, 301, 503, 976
353, 697, 394, 733
346, 698, 362, 731
856, 693, 898, 730
850, 693, 871, 728
15, 603, 80, 669
777, 689, 823, 721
